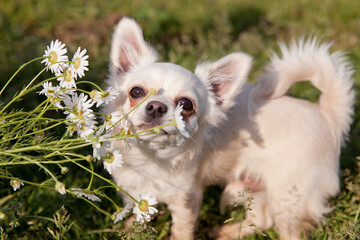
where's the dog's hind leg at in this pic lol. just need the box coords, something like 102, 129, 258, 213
215, 189, 273, 239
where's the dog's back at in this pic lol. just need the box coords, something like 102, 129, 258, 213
211, 39, 355, 239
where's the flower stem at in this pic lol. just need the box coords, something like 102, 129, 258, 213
76, 81, 103, 91
0, 56, 47, 96
0, 66, 48, 114
101, 194, 119, 209
71, 193, 111, 216
68, 158, 139, 204
87, 161, 94, 190
0, 61, 67, 114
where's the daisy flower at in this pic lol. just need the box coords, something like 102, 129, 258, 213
174, 104, 190, 138
63, 93, 95, 123
62, 93, 97, 137
77, 122, 97, 138
10, 180, 24, 191
63, 92, 94, 114
91, 87, 120, 107
113, 203, 132, 223
39, 81, 61, 97
133, 192, 158, 223
71, 47, 89, 79
102, 149, 123, 174
38, 81, 64, 108
56, 64, 77, 89
100, 111, 127, 132
71, 188, 101, 202
66, 123, 78, 137
41, 39, 68, 74
91, 132, 111, 160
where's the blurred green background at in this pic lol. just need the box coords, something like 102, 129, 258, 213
0, 0, 359, 239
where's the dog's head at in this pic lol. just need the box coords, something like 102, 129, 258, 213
105, 17, 252, 156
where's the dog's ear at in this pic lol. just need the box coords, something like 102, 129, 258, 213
110, 17, 158, 75
195, 52, 252, 124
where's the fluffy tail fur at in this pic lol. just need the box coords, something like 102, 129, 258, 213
249, 38, 355, 146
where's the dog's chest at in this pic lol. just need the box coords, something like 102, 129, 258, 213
111, 151, 198, 203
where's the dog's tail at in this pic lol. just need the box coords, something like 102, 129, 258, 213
248, 38, 355, 146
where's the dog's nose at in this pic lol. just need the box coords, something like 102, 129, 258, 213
146, 101, 168, 119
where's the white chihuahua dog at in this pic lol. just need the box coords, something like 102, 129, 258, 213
103, 17, 354, 240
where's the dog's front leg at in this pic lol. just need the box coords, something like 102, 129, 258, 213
167, 190, 202, 240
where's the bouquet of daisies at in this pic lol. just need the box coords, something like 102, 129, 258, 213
0, 40, 187, 228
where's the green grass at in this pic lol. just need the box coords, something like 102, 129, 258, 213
1, 0, 359, 239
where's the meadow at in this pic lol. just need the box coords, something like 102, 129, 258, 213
0, 0, 359, 239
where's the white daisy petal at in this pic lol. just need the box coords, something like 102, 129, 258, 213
113, 203, 132, 223
91, 132, 111, 160
174, 104, 190, 138
71, 188, 101, 202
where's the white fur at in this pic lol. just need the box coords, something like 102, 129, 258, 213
104, 18, 354, 240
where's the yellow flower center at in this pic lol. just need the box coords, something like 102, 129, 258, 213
73, 57, 81, 70
83, 189, 92, 195
68, 123, 77, 133
47, 89, 55, 94
89, 90, 97, 100
138, 199, 149, 212
73, 104, 78, 113
49, 96, 57, 104
78, 110, 85, 123
101, 91, 110, 99
64, 70, 72, 82
120, 127, 126, 135
150, 88, 158, 95
104, 152, 114, 163
105, 114, 112, 122
49, 51, 58, 64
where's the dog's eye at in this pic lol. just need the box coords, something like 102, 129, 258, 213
177, 98, 194, 112
129, 87, 145, 99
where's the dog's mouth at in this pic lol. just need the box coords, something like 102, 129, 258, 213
137, 123, 170, 135
136, 122, 181, 139
138, 123, 158, 130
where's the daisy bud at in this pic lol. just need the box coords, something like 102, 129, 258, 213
61, 166, 69, 174
150, 88, 157, 95
10, 180, 24, 191
153, 127, 162, 134
55, 182, 66, 195
86, 155, 93, 163
0, 211, 6, 220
